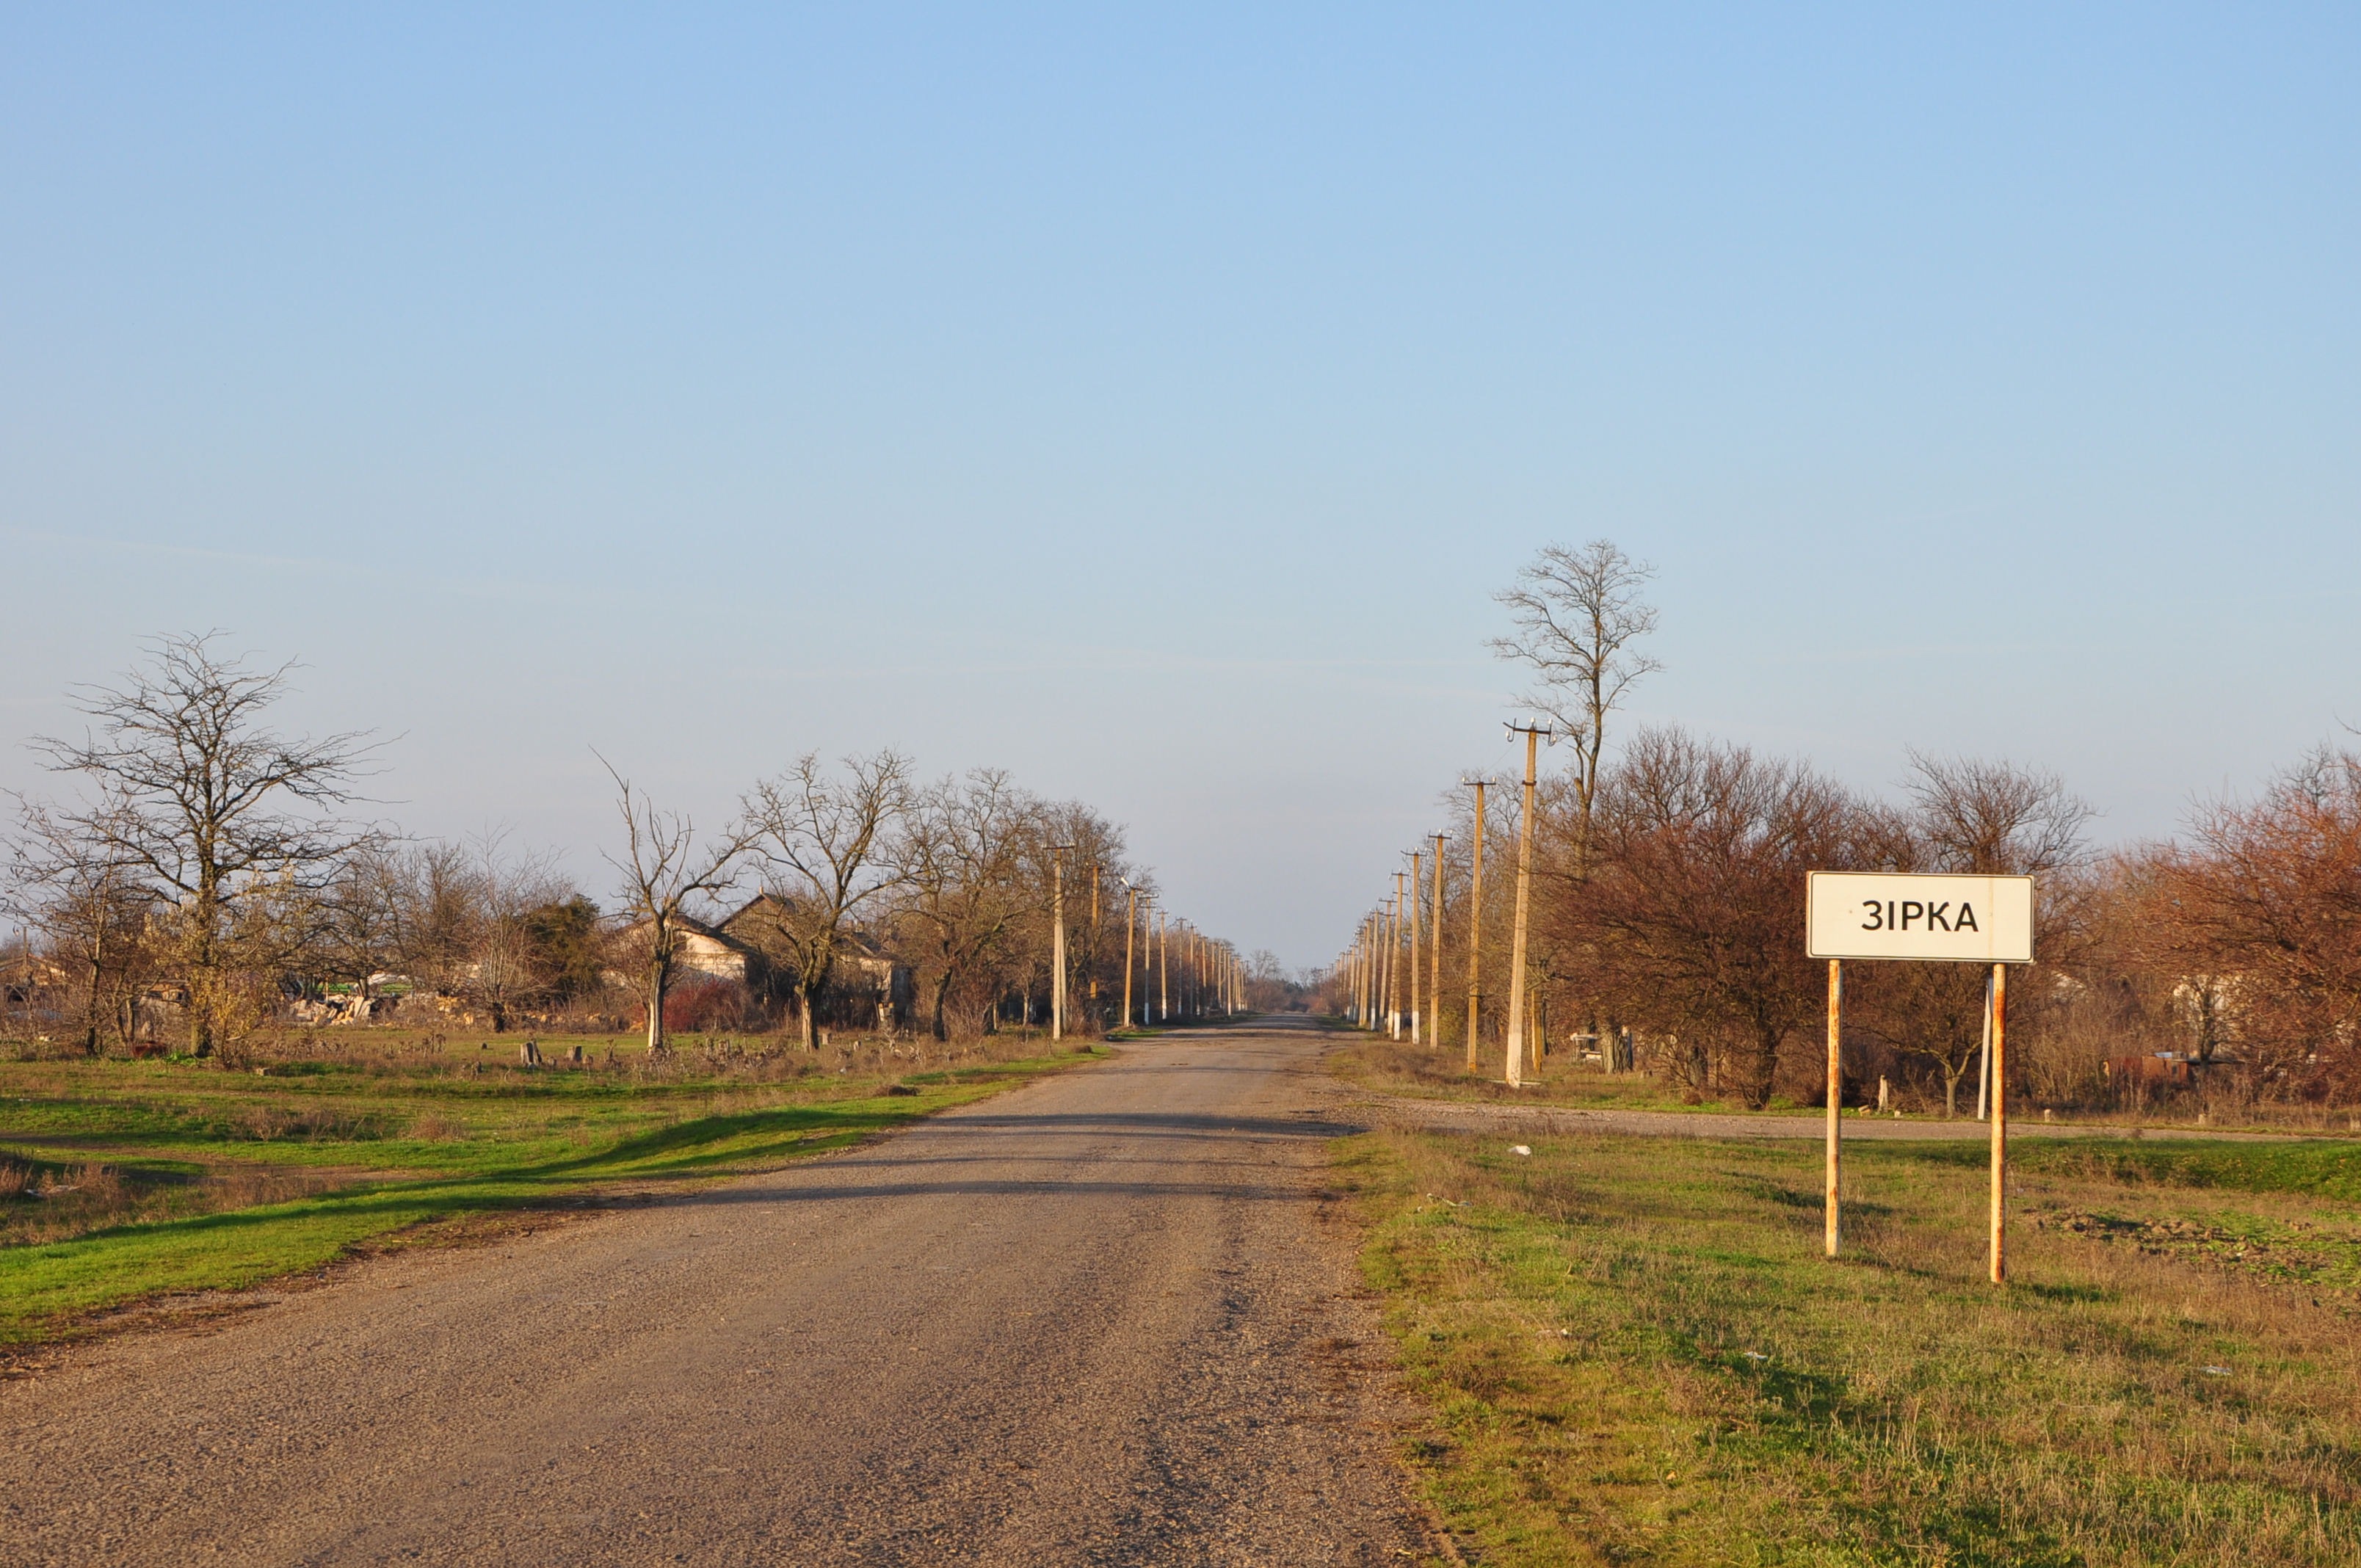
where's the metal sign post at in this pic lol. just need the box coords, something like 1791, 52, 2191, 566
1989, 961, 2008, 1283
1824, 957, 1842, 1257
1807, 871, 2034, 1282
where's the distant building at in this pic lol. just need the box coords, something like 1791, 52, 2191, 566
609, 895, 915, 1029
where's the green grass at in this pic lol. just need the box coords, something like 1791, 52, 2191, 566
1331, 1034, 1821, 1114
0, 1038, 1100, 1344
1329, 1035, 2361, 1136
2007, 1137, 2361, 1205
1340, 1128, 2361, 1566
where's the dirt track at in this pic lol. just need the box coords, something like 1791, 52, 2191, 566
0, 1020, 1439, 1567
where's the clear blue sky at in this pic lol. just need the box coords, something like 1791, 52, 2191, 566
4, 4, 2355, 969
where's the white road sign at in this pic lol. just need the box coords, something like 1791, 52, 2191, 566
1806, 871, 2034, 964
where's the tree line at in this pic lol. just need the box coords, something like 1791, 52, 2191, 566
2, 634, 1244, 1059
1327, 541, 2361, 1112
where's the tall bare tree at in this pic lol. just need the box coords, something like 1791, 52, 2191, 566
741, 750, 913, 1047
599, 758, 749, 1054
24, 634, 385, 1055
1490, 540, 1662, 879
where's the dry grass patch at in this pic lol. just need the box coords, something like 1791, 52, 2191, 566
0, 1152, 396, 1248
1333, 1037, 1776, 1114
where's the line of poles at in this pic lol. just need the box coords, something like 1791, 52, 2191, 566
1334, 722, 1552, 1084
1048, 849, 1247, 1041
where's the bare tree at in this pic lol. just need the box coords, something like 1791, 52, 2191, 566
2146, 745, 2361, 1095
355, 839, 476, 1001
313, 843, 414, 1013
598, 758, 749, 1054
6, 795, 161, 1053
24, 634, 385, 1056
458, 829, 570, 1033
1902, 751, 2094, 877
740, 750, 912, 1047
895, 769, 1034, 1039
1490, 540, 1662, 878
1874, 753, 2095, 1114
1561, 727, 1865, 1108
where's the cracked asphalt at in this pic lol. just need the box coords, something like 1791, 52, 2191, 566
1, 1019, 1439, 1567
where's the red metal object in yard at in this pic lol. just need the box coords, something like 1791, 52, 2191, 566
2105, 1054, 2195, 1087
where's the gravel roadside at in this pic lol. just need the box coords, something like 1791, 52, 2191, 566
0, 1021, 1444, 1567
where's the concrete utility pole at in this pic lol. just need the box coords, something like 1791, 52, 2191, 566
1157, 909, 1169, 1023
1379, 883, 1397, 1039
1121, 882, 1138, 1032
1503, 725, 1553, 1087
1358, 918, 1374, 1027
1397, 859, 1416, 1039
1461, 778, 1488, 1073
1350, 926, 1369, 1025
1136, 899, 1152, 1027
1089, 864, 1101, 1006
1184, 929, 1194, 1020
1430, 832, 1447, 1053
1348, 923, 1361, 1025
1179, 928, 1190, 1020
1364, 913, 1376, 1030
1051, 846, 1073, 1042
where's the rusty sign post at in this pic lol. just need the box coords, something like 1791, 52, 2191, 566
1824, 956, 1842, 1256
1807, 871, 2034, 1280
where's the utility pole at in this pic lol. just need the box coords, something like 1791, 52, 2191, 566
1503, 726, 1552, 1087
1356, 917, 1371, 1027
1121, 882, 1139, 1032
1180, 927, 1191, 1021
1406, 849, 1423, 1045
1388, 876, 1404, 1039
1136, 897, 1151, 1026
1089, 863, 1101, 1007
1431, 831, 1446, 1053
1051, 846, 1073, 1043
1181, 928, 1192, 1020
1360, 911, 1379, 1025
1461, 778, 1488, 1073
1351, 919, 1364, 1026
1157, 909, 1169, 1023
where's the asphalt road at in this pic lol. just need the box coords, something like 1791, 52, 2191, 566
1, 1020, 1439, 1567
